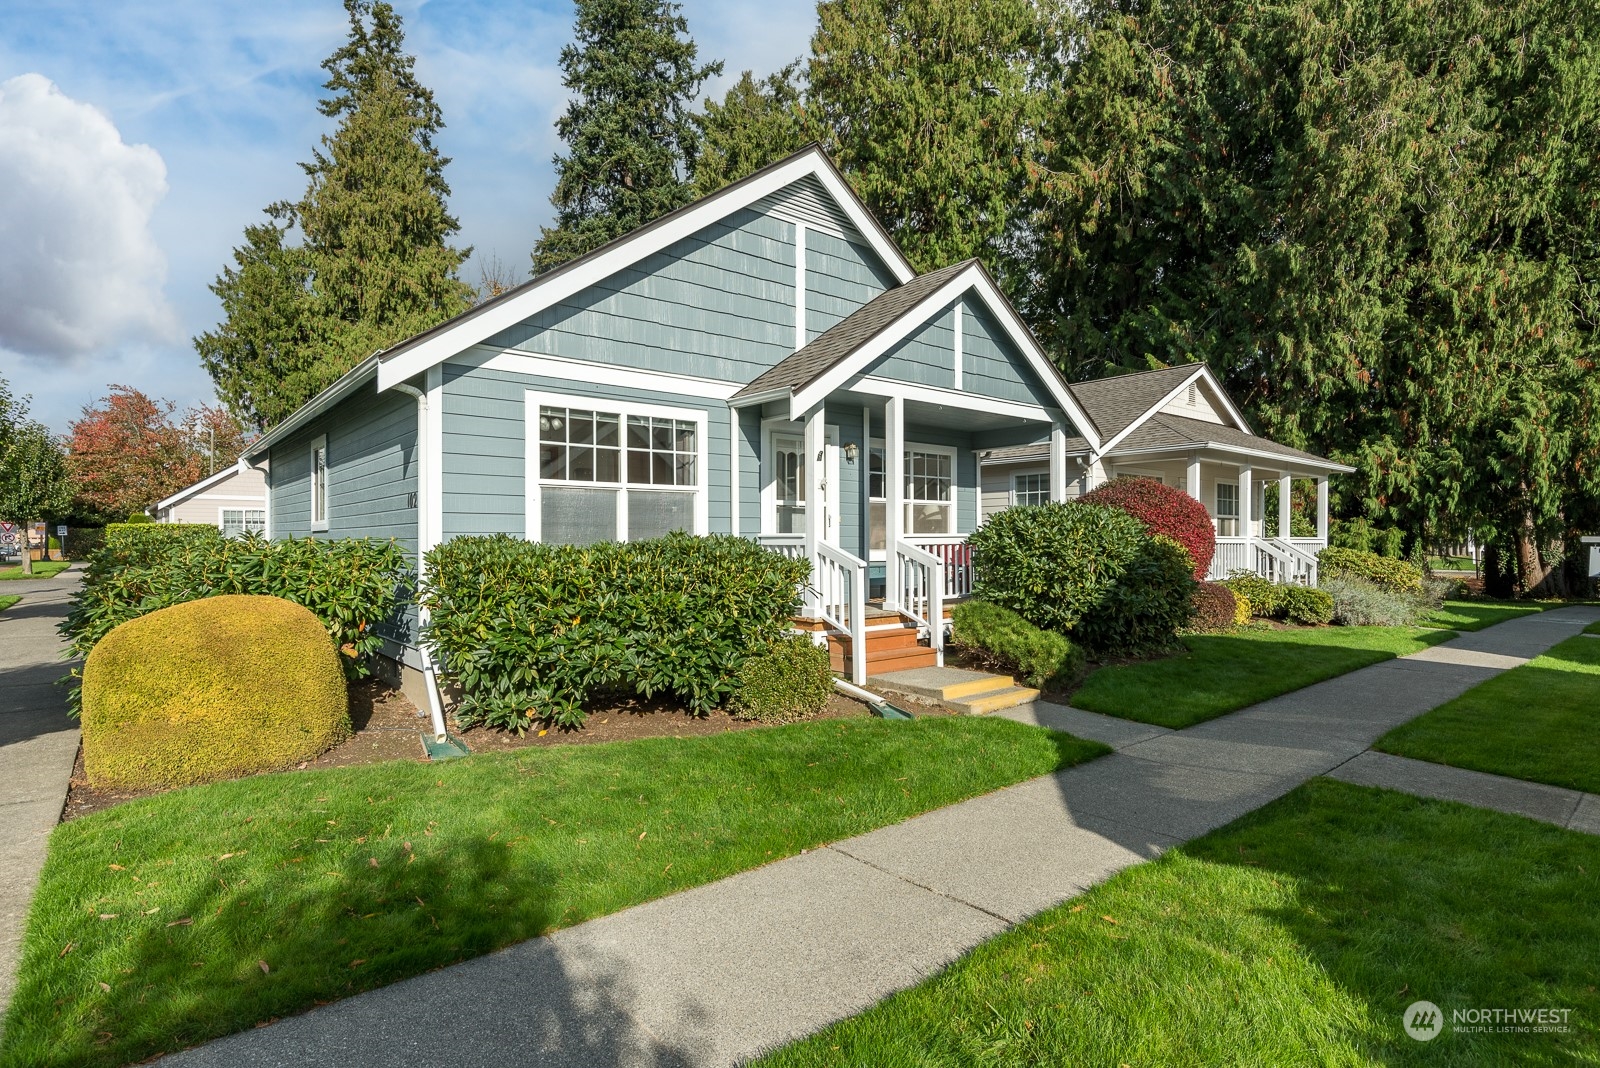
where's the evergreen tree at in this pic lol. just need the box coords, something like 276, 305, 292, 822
690, 65, 807, 197
805, 0, 1044, 277
197, 0, 472, 430
532, 0, 721, 275
1028, 0, 1600, 592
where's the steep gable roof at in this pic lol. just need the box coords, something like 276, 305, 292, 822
1066, 365, 1204, 443
374, 145, 916, 392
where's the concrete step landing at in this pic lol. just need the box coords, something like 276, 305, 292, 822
868, 666, 1039, 715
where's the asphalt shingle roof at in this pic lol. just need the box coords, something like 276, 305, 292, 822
1065, 365, 1202, 442
980, 410, 1341, 469
732, 260, 977, 400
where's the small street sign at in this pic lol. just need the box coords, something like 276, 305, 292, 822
56, 525, 67, 538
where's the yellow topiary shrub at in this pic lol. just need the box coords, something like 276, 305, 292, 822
82, 594, 350, 789
1233, 593, 1253, 626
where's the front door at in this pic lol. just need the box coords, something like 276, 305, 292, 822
768, 426, 840, 546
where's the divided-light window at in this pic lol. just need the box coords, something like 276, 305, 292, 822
1012, 472, 1050, 508
535, 400, 702, 546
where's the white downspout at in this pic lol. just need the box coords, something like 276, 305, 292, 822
390, 381, 449, 742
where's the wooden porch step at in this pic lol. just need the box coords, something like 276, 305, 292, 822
826, 623, 938, 674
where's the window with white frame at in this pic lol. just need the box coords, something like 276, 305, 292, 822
868, 446, 885, 553
532, 397, 702, 545
1215, 482, 1239, 537
221, 508, 266, 539
1011, 472, 1050, 508
906, 446, 955, 534
310, 435, 328, 529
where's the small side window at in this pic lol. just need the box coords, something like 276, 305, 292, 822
311, 435, 329, 530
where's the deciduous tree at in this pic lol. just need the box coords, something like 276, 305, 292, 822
531, 0, 721, 274
64, 386, 239, 520
0, 406, 71, 576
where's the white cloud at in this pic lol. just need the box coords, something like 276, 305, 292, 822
0, 73, 179, 361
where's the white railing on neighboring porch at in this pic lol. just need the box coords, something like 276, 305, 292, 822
891, 540, 944, 667
907, 535, 975, 599
757, 533, 805, 561
1210, 537, 1323, 585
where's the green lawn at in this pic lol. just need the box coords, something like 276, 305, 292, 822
1072, 626, 1453, 728
0, 560, 71, 580
1428, 555, 1476, 571
1376, 634, 1600, 794
0, 716, 1106, 1068
1586, 621, 1600, 635
757, 779, 1600, 1067
1422, 599, 1545, 632
0, 595, 17, 614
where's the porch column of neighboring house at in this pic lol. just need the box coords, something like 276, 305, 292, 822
884, 395, 906, 611
1239, 463, 1254, 566
1316, 475, 1330, 543
1049, 422, 1069, 501
803, 404, 825, 616
1279, 473, 1293, 541
1187, 455, 1202, 504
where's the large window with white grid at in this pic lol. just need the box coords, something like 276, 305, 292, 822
526, 392, 706, 545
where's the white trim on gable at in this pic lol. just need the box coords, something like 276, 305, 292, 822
376, 149, 916, 393
783, 264, 1101, 450
1095, 365, 1254, 457
476, 347, 744, 400
153, 460, 252, 512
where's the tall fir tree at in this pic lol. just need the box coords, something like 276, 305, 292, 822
197, 0, 472, 430
531, 0, 721, 275
805, 0, 1045, 278
1027, 0, 1600, 592
690, 65, 807, 197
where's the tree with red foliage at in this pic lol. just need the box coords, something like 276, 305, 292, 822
66, 386, 255, 521
1082, 477, 1216, 579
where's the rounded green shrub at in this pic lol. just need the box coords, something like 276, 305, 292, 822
969, 502, 1148, 634
1281, 585, 1335, 626
951, 600, 1086, 689
82, 595, 350, 789
1073, 534, 1197, 654
728, 635, 833, 723
1317, 547, 1423, 593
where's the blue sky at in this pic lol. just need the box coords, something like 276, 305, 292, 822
0, 0, 817, 433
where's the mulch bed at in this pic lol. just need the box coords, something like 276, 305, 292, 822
60, 682, 878, 821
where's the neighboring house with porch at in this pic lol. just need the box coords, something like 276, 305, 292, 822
150, 462, 268, 536
979, 363, 1353, 585
238, 145, 1344, 690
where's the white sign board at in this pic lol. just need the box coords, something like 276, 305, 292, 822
56, 525, 67, 538
1590, 546, 1600, 579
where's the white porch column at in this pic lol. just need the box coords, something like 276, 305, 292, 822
1316, 475, 1329, 544
1239, 463, 1254, 563
1279, 473, 1293, 541
802, 405, 824, 613
885, 396, 905, 610
1049, 423, 1069, 501
1187, 455, 1202, 503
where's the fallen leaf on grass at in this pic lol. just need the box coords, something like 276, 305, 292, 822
349, 959, 367, 968
98, 914, 118, 921
166, 917, 193, 928
1100, 916, 1119, 925
59, 943, 74, 958
638, 831, 647, 840
108, 864, 124, 871
258, 960, 270, 975
368, 858, 379, 868
143, 907, 160, 915
98, 982, 110, 993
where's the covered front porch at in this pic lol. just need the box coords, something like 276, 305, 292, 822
738, 387, 1081, 684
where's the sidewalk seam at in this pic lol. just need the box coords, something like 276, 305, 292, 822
823, 844, 1018, 927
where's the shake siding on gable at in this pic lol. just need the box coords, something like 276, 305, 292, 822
960, 297, 1057, 407
865, 303, 957, 389
439, 359, 733, 540
482, 209, 797, 383
806, 229, 896, 340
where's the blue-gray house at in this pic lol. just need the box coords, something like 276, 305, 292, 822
242, 146, 1345, 694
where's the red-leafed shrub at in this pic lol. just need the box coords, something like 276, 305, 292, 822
1081, 477, 1216, 579
1191, 582, 1237, 631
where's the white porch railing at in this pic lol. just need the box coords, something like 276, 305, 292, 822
756, 533, 805, 561
907, 535, 974, 599
891, 540, 944, 667
1210, 537, 1324, 584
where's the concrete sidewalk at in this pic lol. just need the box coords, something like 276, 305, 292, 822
0, 570, 82, 1018
1328, 750, 1600, 834
162, 605, 1600, 1068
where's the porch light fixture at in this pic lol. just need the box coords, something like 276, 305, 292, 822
843, 442, 859, 463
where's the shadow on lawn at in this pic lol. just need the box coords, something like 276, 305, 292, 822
1189, 780, 1600, 1065
11, 831, 702, 1068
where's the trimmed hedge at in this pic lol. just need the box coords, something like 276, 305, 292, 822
420, 533, 809, 731
951, 600, 1086, 689
728, 636, 834, 722
63, 533, 409, 691
1081, 476, 1216, 579
1072, 534, 1197, 653
1318, 547, 1423, 593
1283, 586, 1335, 626
969, 502, 1149, 634
1191, 582, 1238, 631
81, 595, 349, 788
